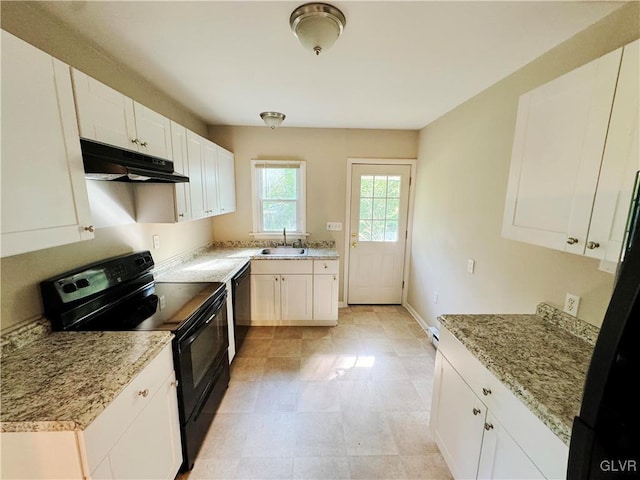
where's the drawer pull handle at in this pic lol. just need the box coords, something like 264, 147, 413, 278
84, 225, 95, 233
484, 422, 494, 431
587, 241, 600, 250
140, 141, 148, 147
482, 387, 492, 396
472, 408, 481, 416
566, 237, 579, 245
131, 138, 140, 145
138, 389, 149, 398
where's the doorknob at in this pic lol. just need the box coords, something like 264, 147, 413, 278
351, 242, 357, 248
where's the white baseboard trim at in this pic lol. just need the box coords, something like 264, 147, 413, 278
403, 302, 433, 331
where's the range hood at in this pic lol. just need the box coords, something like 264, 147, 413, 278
80, 139, 189, 183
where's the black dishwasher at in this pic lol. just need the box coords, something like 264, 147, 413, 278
232, 261, 251, 353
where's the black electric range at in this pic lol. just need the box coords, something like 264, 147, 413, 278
40, 251, 230, 472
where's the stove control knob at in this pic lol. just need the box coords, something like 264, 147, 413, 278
62, 283, 77, 294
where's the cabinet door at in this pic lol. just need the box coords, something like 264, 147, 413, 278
281, 274, 314, 322
586, 40, 640, 263
431, 352, 485, 480
217, 147, 236, 215
133, 102, 173, 160
71, 68, 137, 151
313, 274, 339, 320
107, 372, 182, 480
477, 412, 545, 480
1, 31, 94, 258
202, 139, 220, 216
171, 122, 191, 222
502, 48, 622, 254
251, 275, 281, 321
186, 131, 207, 219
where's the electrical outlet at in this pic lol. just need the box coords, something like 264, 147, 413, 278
433, 291, 439, 304
564, 293, 580, 317
326, 222, 343, 231
152, 234, 160, 249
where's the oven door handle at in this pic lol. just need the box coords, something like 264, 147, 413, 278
178, 310, 218, 353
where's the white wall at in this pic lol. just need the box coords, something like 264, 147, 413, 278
407, 3, 640, 328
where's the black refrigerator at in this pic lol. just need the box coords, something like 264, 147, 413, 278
568, 173, 640, 478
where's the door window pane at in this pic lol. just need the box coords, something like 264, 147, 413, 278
358, 174, 402, 242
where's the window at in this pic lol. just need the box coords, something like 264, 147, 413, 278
251, 160, 306, 236
358, 174, 401, 242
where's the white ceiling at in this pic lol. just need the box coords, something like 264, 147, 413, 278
37, 1, 624, 130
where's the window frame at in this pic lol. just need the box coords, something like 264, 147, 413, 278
250, 159, 307, 239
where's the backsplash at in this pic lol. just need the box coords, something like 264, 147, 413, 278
1, 317, 50, 357
536, 302, 600, 345
211, 240, 336, 249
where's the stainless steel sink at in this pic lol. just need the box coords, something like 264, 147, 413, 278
258, 247, 307, 256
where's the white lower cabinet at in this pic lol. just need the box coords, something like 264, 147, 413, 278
250, 259, 338, 325
0, 343, 182, 480
312, 260, 339, 321
431, 327, 567, 480
478, 412, 544, 480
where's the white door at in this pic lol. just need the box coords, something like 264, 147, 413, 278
186, 131, 207, 219
431, 353, 486, 480
348, 164, 410, 304
250, 275, 281, 322
71, 68, 137, 151
170, 121, 191, 222
281, 274, 313, 321
502, 47, 622, 254
477, 412, 545, 479
133, 102, 173, 160
585, 40, 640, 263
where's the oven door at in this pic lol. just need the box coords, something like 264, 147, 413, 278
176, 293, 228, 421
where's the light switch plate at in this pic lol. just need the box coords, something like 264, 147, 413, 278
152, 234, 160, 249
467, 258, 475, 274
326, 222, 343, 231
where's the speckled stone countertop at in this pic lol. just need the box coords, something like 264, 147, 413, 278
1, 330, 172, 433
154, 241, 339, 283
439, 303, 598, 445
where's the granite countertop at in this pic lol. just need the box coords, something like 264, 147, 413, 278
439, 303, 598, 445
1, 329, 173, 433
154, 242, 339, 283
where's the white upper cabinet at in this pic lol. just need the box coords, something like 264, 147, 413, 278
1, 30, 94, 258
217, 146, 237, 215
72, 69, 173, 160
585, 40, 640, 263
186, 130, 209, 220
184, 130, 236, 220
503, 46, 623, 255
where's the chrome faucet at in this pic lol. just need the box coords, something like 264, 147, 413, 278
283, 227, 287, 247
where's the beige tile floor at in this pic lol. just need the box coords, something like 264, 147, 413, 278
179, 306, 453, 480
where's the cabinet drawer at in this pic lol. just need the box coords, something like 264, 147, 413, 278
82, 343, 174, 473
439, 327, 568, 479
251, 259, 313, 274
313, 260, 339, 274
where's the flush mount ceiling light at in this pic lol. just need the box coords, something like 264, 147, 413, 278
290, 3, 346, 56
260, 111, 286, 129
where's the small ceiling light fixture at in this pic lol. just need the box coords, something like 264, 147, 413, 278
290, 2, 346, 56
260, 111, 286, 129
